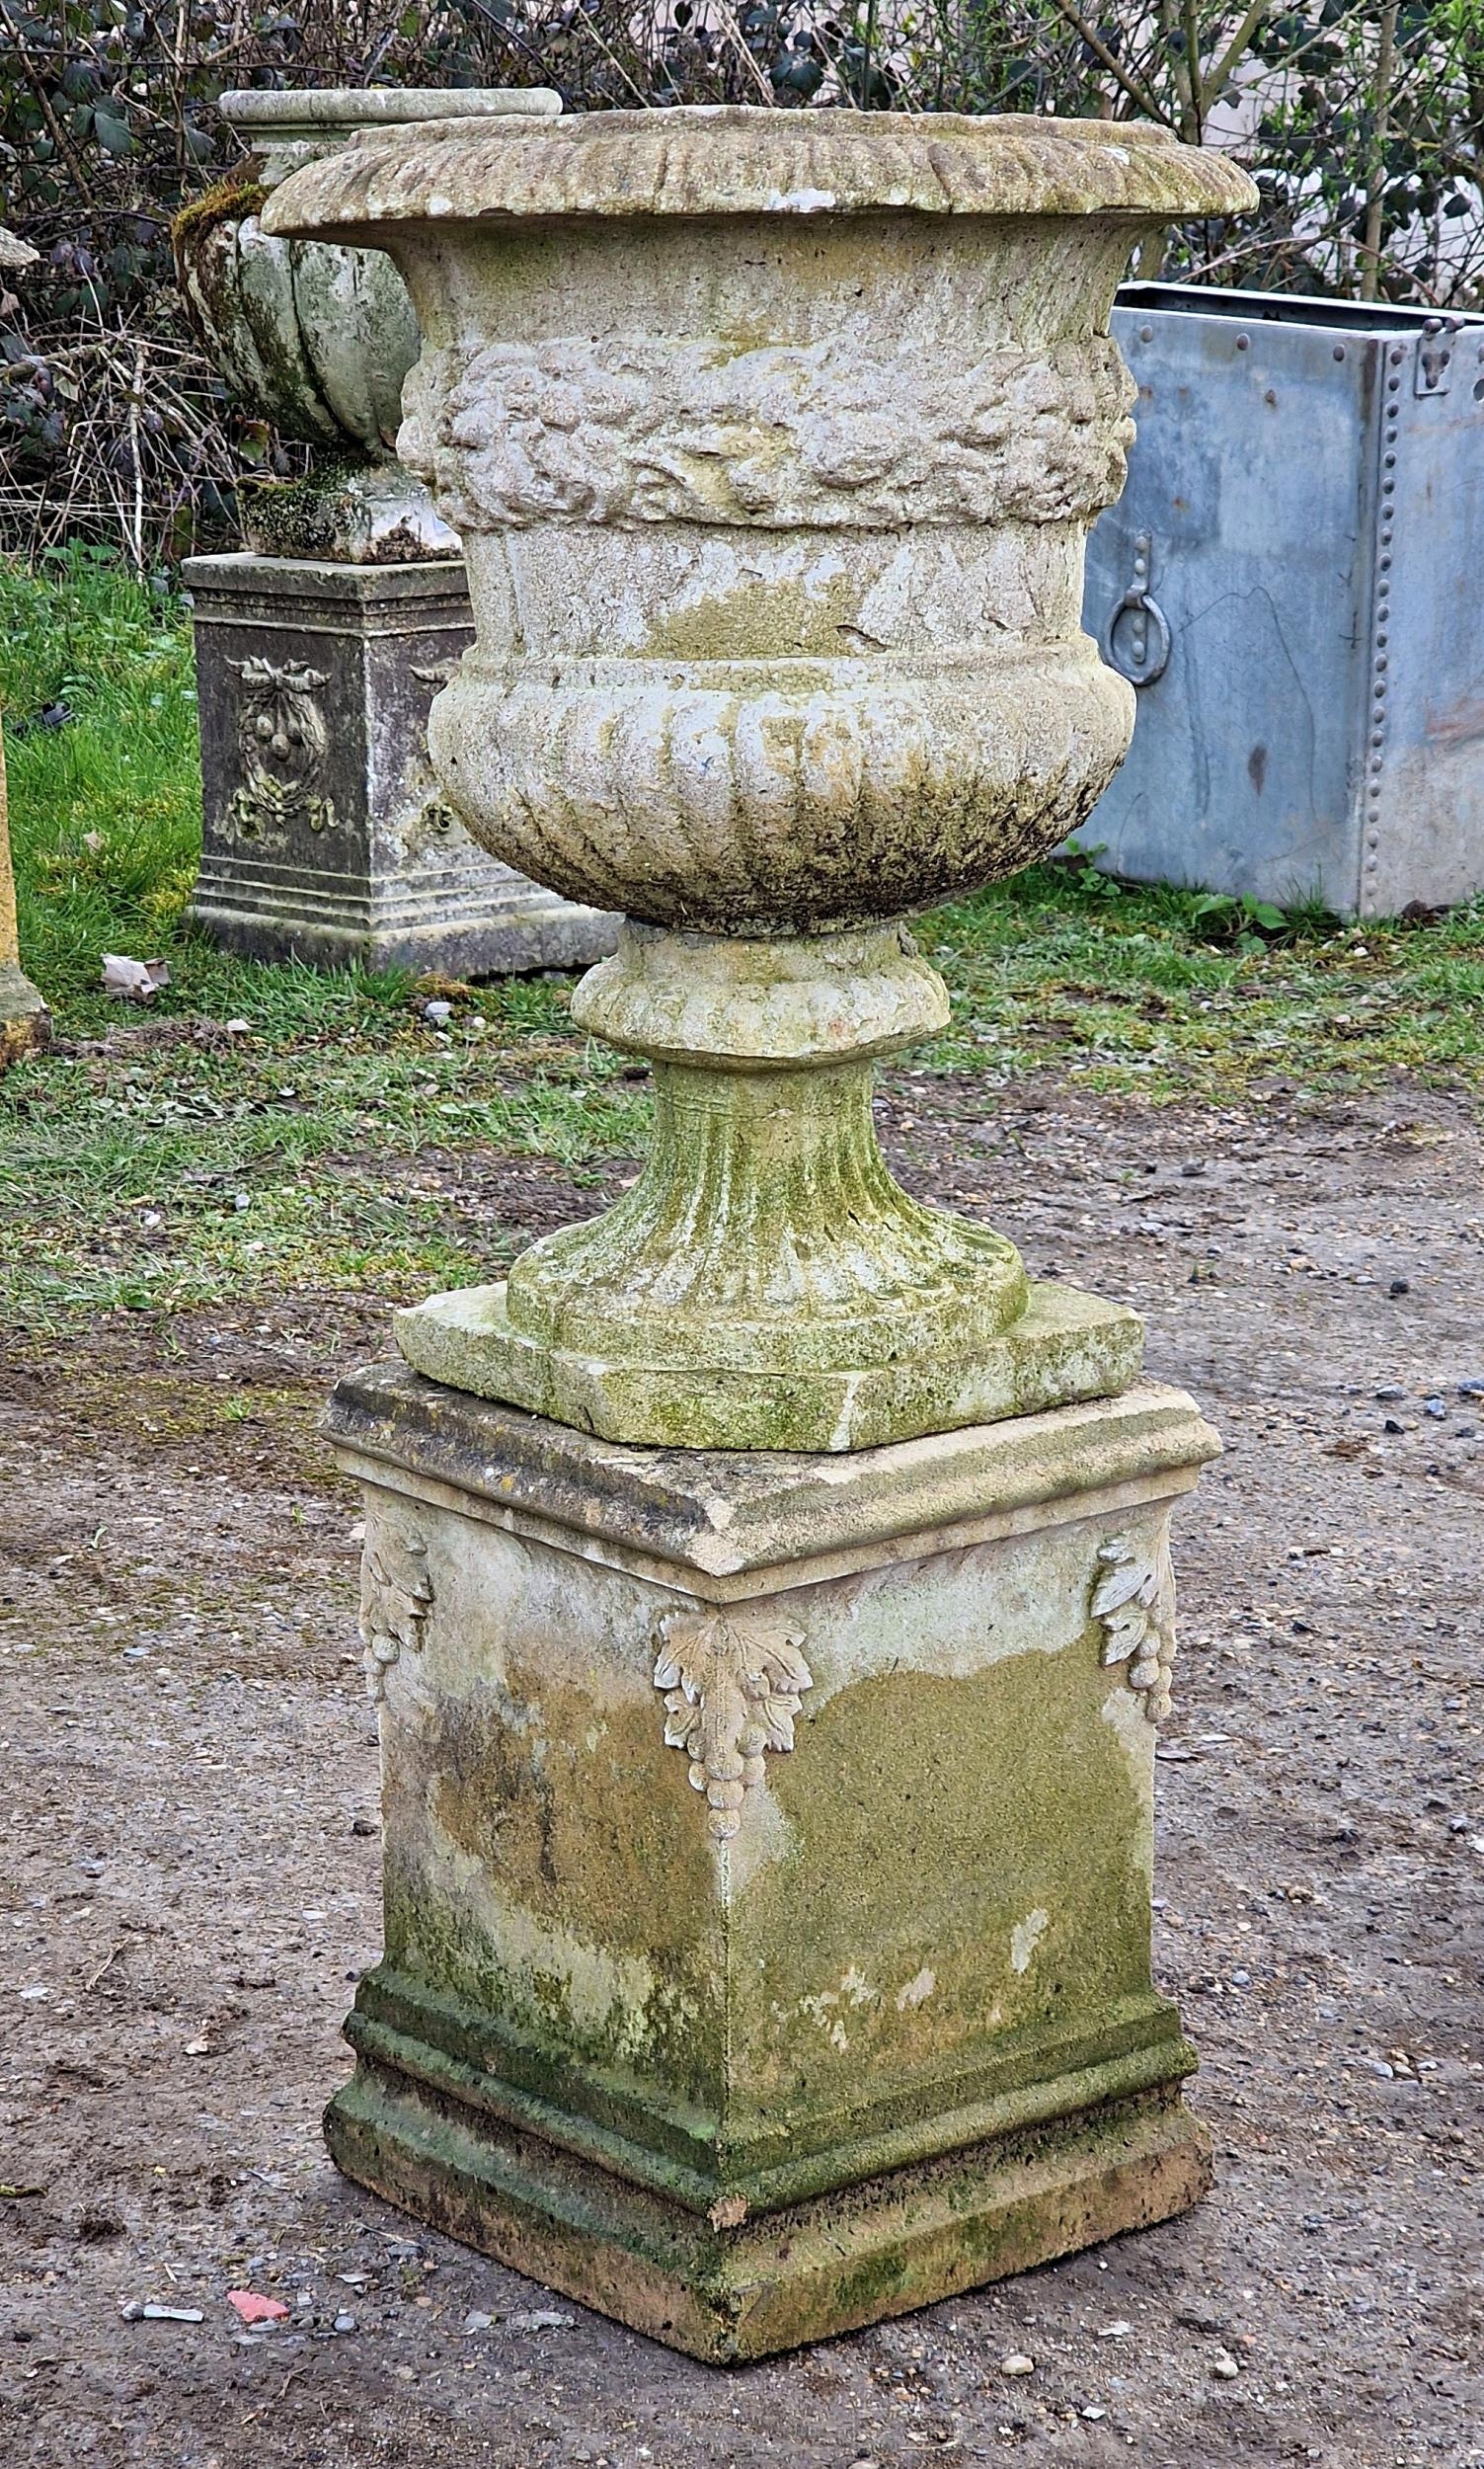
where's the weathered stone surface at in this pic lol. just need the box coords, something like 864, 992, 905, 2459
394, 1273, 1142, 1455
0, 722, 47, 1068
404, 328, 1141, 533
329, 1361, 1221, 1587
328, 2075, 1210, 2362
326, 1364, 1219, 2358
185, 551, 616, 975
269, 106, 1257, 234
266, 108, 1256, 1442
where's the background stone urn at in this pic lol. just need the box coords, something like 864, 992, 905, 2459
177, 84, 617, 978
269, 108, 1254, 1447
177, 85, 560, 563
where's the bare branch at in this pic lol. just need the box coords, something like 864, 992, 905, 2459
1045, 0, 1174, 127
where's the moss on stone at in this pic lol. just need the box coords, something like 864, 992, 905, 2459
170, 173, 268, 257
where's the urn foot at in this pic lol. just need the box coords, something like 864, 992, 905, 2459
394, 1273, 1142, 1453
394, 922, 1140, 1449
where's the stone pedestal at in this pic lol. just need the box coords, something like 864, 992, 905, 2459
185, 552, 617, 976
327, 1361, 1219, 2362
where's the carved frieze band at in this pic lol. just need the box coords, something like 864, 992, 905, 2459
654, 1605, 812, 1842
402, 334, 1135, 532
1092, 1532, 1176, 1723
359, 1525, 433, 1705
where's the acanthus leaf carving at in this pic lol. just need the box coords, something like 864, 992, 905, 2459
359, 1524, 432, 1705
653, 1604, 812, 1842
1092, 1533, 1175, 1723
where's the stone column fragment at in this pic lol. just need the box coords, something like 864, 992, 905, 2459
0, 724, 47, 1066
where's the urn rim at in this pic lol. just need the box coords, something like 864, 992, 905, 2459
262, 104, 1258, 243
219, 85, 562, 144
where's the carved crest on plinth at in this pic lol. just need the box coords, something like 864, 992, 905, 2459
654, 1606, 812, 1842
360, 1525, 432, 1705
1092, 1533, 1176, 1722
227, 655, 337, 837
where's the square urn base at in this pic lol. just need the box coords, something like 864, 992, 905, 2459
327, 1362, 1220, 2362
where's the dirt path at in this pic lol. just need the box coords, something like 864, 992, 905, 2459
1, 1074, 1480, 2469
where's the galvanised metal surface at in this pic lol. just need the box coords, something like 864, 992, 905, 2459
1081, 283, 1484, 918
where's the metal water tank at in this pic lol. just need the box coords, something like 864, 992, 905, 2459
1082, 282, 1484, 917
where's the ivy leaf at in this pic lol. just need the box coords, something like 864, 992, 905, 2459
93, 109, 134, 159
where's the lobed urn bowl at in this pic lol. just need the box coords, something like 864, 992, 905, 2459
267, 109, 1254, 1447
176, 86, 560, 562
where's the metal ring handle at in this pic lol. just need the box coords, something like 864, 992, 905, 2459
1105, 588, 1171, 689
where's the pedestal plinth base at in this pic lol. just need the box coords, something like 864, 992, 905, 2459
327, 2064, 1209, 2362
184, 553, 617, 976
328, 1362, 1219, 2360
394, 1276, 1143, 1454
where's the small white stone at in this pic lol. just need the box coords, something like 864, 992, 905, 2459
765, 186, 836, 213
1000, 2352, 1036, 2376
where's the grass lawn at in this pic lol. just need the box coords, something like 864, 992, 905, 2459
2, 545, 1482, 1333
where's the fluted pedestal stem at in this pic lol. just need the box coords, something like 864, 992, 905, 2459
395, 924, 1141, 1450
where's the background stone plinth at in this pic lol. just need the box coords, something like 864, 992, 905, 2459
185, 552, 617, 977
327, 1362, 1219, 2361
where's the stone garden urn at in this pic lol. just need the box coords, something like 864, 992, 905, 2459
177, 86, 560, 562
267, 111, 1255, 2360
271, 107, 1250, 1446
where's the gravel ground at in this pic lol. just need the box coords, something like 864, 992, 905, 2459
1, 1072, 1480, 2469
